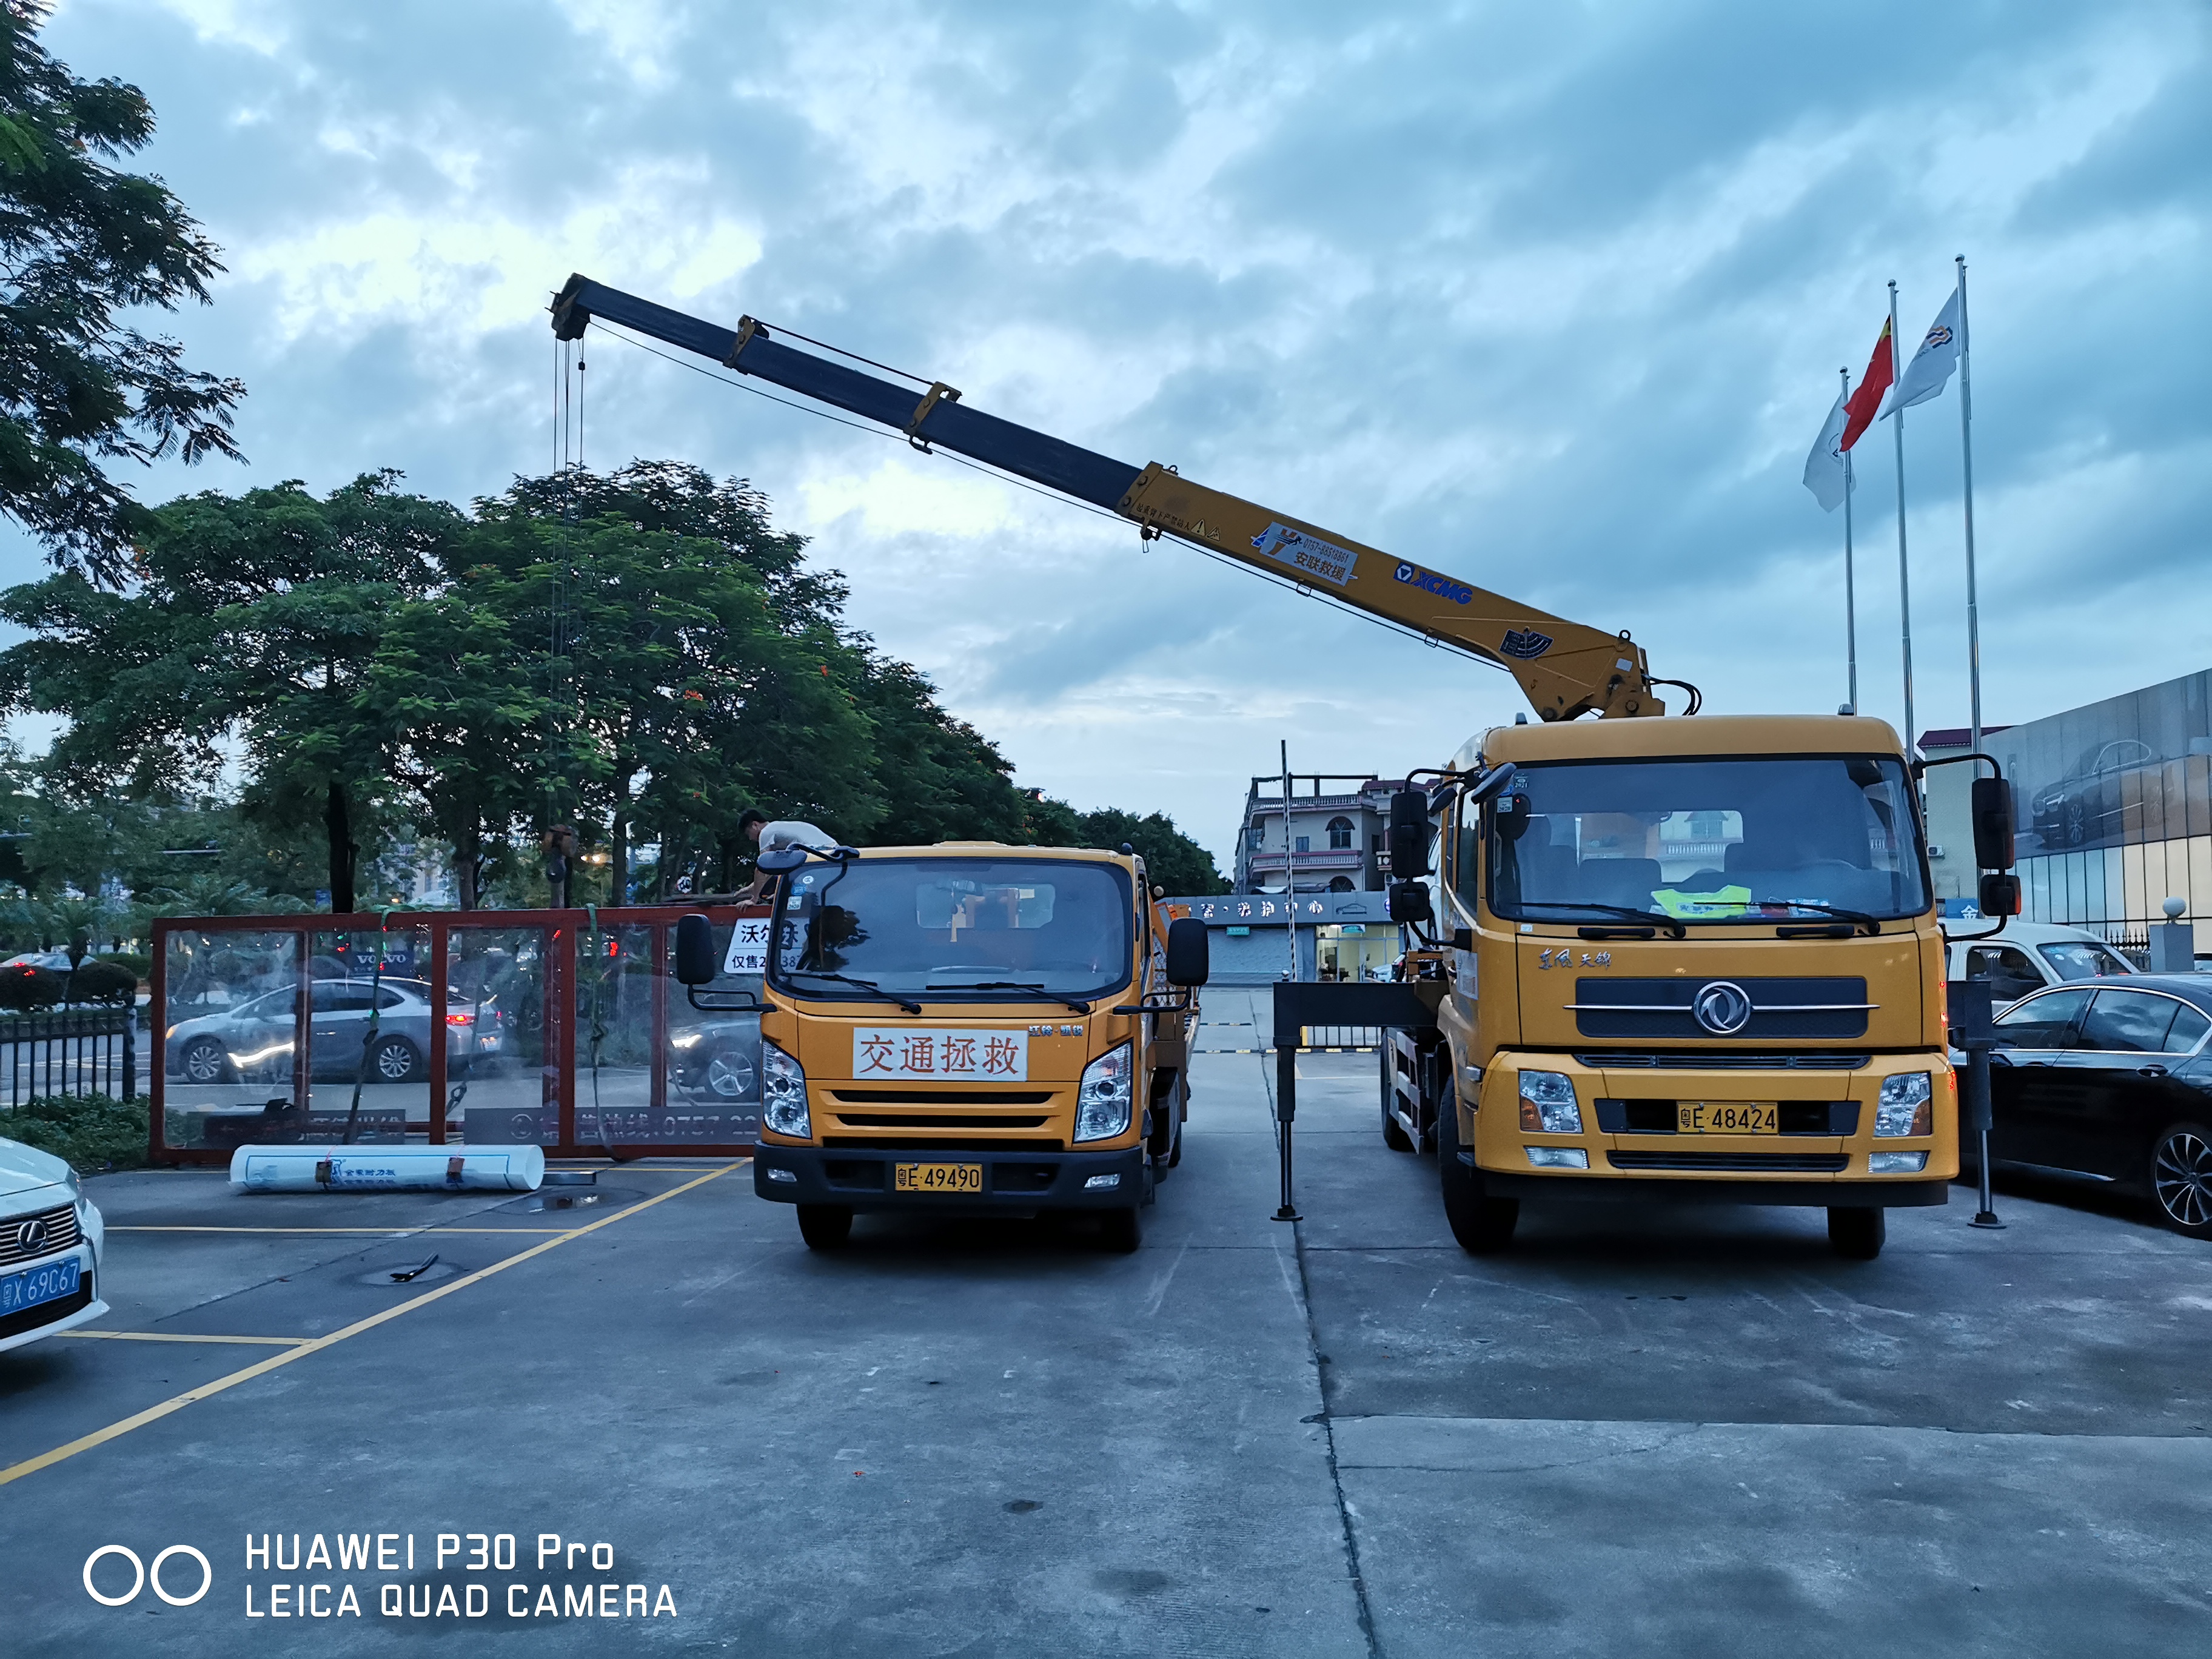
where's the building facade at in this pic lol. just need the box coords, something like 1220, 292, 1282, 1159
1233, 774, 1406, 894
1163, 890, 1399, 985
1924, 668, 2212, 951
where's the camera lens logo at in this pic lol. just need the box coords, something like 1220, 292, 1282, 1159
1692, 981, 1754, 1035
16, 1216, 50, 1255
83, 1545, 212, 1608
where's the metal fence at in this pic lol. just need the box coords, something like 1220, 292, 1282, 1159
151, 905, 769, 1167
0, 1007, 138, 1107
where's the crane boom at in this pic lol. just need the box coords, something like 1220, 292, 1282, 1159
551, 274, 1668, 720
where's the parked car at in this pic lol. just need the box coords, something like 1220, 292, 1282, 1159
2026, 739, 2159, 851
0, 1135, 107, 1354
164, 977, 492, 1085
1970, 974, 2212, 1238
1, 951, 76, 973
669, 1014, 760, 1103
1944, 919, 2140, 1005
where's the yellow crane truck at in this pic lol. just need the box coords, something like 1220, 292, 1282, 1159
673, 845, 1208, 1252
558, 275, 2022, 1262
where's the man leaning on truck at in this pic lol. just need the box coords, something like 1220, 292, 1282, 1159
739, 809, 835, 902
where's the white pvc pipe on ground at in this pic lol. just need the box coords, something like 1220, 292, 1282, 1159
228, 1144, 545, 1193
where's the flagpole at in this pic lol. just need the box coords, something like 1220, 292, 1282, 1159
1841, 364, 1858, 712
1888, 280, 1915, 753
1957, 255, 1982, 754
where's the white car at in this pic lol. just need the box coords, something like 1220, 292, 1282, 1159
1944, 918, 2140, 1005
0, 1137, 107, 1354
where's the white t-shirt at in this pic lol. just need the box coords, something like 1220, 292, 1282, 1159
757, 820, 834, 854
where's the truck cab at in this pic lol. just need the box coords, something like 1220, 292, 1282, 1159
686, 843, 1205, 1253
1409, 714, 1956, 1259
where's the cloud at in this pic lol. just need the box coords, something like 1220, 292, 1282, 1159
18, 0, 2210, 867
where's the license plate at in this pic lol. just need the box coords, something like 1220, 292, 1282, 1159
1677, 1102, 1778, 1134
894, 1162, 984, 1195
0, 1255, 81, 1315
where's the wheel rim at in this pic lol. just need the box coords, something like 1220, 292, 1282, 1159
706, 1053, 754, 1099
2153, 1131, 2212, 1228
376, 1043, 413, 1082
185, 1043, 221, 1082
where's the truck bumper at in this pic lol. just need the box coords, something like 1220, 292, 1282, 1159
752, 1142, 1150, 1212
1477, 1168, 1949, 1208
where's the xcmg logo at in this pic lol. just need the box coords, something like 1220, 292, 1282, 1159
1392, 561, 1474, 606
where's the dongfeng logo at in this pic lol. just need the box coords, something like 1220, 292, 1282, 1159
16, 1217, 49, 1255
1692, 981, 1753, 1035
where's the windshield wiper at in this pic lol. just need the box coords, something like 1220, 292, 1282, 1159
1512, 900, 1686, 939
1746, 899, 1882, 936
928, 979, 1093, 1013
782, 970, 922, 1014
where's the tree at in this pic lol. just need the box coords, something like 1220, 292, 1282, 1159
1016, 793, 1228, 893
0, 2, 243, 585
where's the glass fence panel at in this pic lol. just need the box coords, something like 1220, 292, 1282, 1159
662, 910, 763, 1147
284, 927, 440, 1144
162, 929, 306, 1151
449, 925, 555, 1145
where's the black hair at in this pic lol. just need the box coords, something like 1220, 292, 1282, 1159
738, 809, 769, 831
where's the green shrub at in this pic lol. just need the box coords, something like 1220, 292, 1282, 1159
99, 952, 152, 980
1, 1093, 150, 1173
0, 964, 63, 1011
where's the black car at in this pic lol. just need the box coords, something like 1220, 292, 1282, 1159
1973, 974, 2212, 1237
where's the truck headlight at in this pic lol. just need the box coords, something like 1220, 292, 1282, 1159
1074, 1044, 1133, 1143
1517, 1070, 1582, 1134
1874, 1071, 1932, 1137
760, 1039, 809, 1138
1870, 1151, 1928, 1173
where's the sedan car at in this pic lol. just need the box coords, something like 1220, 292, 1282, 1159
1971, 974, 2212, 1237
166, 977, 492, 1085
0, 1136, 108, 1354
669, 1014, 760, 1104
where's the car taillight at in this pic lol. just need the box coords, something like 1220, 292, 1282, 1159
446, 1012, 474, 1027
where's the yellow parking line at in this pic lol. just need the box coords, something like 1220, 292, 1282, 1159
0, 1166, 731, 1490
111, 1226, 575, 1235
61, 1332, 307, 1346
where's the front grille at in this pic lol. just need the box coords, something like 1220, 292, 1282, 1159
1577, 1051, 1870, 1071
0, 1276, 92, 1340
831, 1113, 1050, 1130
1608, 1150, 1850, 1173
1570, 978, 1871, 1041
826, 1090, 1057, 1106
820, 1136, 1065, 1151
0, 1202, 81, 1267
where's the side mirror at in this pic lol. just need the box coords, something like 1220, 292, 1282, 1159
1460, 762, 1517, 809
755, 846, 809, 875
1387, 881, 1433, 924
674, 913, 719, 985
1388, 788, 1430, 879
1971, 777, 2015, 870
1450, 927, 1474, 951
1977, 873, 2022, 917
1492, 794, 1531, 841
1164, 917, 1210, 987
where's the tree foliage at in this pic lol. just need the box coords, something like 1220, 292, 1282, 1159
0, 2, 243, 584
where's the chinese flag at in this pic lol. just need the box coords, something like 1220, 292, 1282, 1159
1840, 319, 1894, 452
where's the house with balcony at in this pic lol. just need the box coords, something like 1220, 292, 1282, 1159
1232, 773, 1407, 894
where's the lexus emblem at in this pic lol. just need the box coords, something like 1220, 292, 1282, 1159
16, 1217, 50, 1255
1692, 981, 1754, 1035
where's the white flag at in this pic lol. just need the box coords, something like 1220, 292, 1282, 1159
1801, 388, 1850, 512
1882, 287, 1962, 417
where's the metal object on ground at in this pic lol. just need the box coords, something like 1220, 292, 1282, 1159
227, 1144, 546, 1193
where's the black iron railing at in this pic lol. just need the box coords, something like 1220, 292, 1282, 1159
0, 1005, 137, 1107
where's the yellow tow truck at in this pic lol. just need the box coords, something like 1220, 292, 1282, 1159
560, 274, 2022, 1261
675, 845, 1208, 1252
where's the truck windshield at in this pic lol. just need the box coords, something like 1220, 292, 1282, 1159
768, 857, 1135, 1000
1487, 754, 1929, 924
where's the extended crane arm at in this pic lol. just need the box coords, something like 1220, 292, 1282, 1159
551, 275, 1667, 720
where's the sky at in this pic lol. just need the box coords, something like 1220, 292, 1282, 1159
10, 0, 2210, 870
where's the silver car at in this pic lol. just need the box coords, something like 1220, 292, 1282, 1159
166, 978, 490, 1085
0, 1136, 107, 1354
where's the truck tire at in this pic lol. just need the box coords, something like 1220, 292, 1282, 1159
1438, 1097, 1517, 1253
1381, 1042, 1415, 1151
1828, 1206, 1884, 1259
796, 1205, 853, 1250
1098, 1206, 1142, 1253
